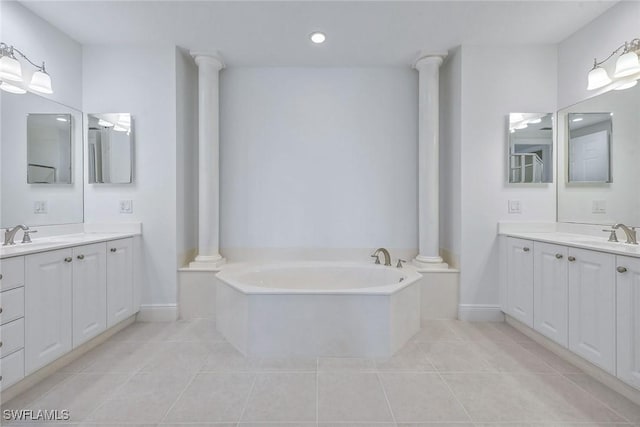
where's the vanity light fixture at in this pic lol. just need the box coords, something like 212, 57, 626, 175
0, 42, 53, 95
587, 38, 640, 91
310, 32, 326, 44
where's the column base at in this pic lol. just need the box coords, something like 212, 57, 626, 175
189, 254, 226, 270
413, 255, 449, 270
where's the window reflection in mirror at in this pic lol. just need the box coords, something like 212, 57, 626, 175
88, 113, 133, 184
26, 114, 72, 184
508, 113, 553, 183
567, 112, 612, 183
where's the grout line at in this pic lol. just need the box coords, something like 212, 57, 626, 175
236, 372, 259, 426
376, 372, 397, 426
158, 371, 199, 424
437, 371, 474, 424
316, 358, 319, 427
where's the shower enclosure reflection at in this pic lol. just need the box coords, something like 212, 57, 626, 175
508, 113, 553, 183
88, 113, 134, 184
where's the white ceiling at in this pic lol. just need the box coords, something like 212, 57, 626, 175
20, 0, 617, 66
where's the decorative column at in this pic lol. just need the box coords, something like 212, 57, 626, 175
413, 53, 448, 270
190, 52, 225, 268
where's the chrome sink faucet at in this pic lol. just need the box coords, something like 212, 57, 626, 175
371, 248, 392, 266
613, 223, 638, 245
3, 225, 29, 246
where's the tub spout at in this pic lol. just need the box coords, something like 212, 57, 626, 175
371, 248, 392, 266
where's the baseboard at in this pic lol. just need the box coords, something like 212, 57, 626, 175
136, 304, 178, 322
458, 304, 505, 322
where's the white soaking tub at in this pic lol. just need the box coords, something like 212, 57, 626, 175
215, 262, 422, 357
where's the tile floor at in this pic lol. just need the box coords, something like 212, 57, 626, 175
2, 319, 640, 426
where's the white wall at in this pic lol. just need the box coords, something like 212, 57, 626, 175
219, 67, 418, 252
175, 47, 198, 268
558, 1, 640, 109
82, 45, 178, 306
458, 45, 557, 312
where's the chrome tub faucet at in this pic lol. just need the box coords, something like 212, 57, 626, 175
371, 248, 392, 266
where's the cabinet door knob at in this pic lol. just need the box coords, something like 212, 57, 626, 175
0, 273, 3, 280
64, 257, 72, 263
568, 256, 576, 262
110, 248, 117, 253
0, 307, 3, 314
555, 253, 563, 259
523, 247, 530, 252
0, 341, 3, 348
617, 266, 628, 273
77, 254, 85, 260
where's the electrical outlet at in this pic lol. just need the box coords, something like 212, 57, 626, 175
119, 200, 133, 214
508, 200, 522, 214
592, 200, 607, 214
34, 201, 48, 214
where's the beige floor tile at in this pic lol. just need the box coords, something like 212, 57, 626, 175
413, 320, 464, 342
28, 373, 129, 422
419, 341, 494, 373
163, 372, 254, 423
489, 322, 534, 343
239, 424, 316, 427
1, 372, 75, 411
375, 341, 436, 372
318, 357, 376, 372
379, 373, 470, 422
318, 372, 393, 422
241, 372, 316, 422
440, 320, 514, 342
88, 372, 193, 423
80, 341, 162, 374
319, 424, 397, 427
257, 357, 317, 372
564, 373, 640, 422
109, 321, 178, 342
396, 424, 474, 427
140, 341, 214, 373
200, 342, 260, 372
476, 340, 557, 373
169, 319, 226, 342
518, 342, 583, 374
474, 424, 633, 427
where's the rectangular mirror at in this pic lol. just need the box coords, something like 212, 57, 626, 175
88, 113, 134, 184
27, 113, 72, 184
508, 113, 553, 183
557, 83, 640, 226
567, 112, 612, 183
1, 92, 83, 227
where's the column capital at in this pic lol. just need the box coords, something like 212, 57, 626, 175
413, 52, 447, 70
190, 51, 225, 70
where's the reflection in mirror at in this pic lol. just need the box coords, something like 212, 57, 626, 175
88, 113, 133, 184
508, 113, 553, 183
27, 114, 72, 184
557, 83, 640, 226
1, 91, 83, 228
568, 112, 612, 183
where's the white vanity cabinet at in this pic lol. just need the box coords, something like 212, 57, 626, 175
72, 243, 107, 347
106, 238, 134, 327
0, 256, 25, 390
25, 249, 73, 374
567, 248, 616, 374
506, 237, 534, 327
533, 242, 568, 347
616, 255, 640, 389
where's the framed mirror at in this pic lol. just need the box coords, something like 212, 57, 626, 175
87, 113, 134, 184
567, 112, 612, 183
26, 113, 72, 184
508, 113, 553, 183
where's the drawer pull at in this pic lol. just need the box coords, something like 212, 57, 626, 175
617, 266, 628, 273
0, 307, 3, 314
555, 253, 563, 259
64, 257, 72, 263
523, 247, 530, 252
110, 248, 117, 253
0, 341, 3, 348
568, 256, 576, 262
0, 273, 3, 280
77, 254, 85, 260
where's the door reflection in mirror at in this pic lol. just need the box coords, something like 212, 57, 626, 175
567, 112, 612, 183
27, 114, 72, 184
508, 113, 553, 183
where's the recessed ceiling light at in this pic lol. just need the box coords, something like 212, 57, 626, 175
572, 117, 584, 122
56, 117, 68, 122
310, 32, 326, 44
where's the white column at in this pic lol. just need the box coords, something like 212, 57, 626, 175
413, 53, 448, 270
190, 52, 225, 268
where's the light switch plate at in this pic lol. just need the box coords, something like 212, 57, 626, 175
508, 200, 522, 214
34, 201, 48, 214
592, 200, 607, 214
119, 200, 133, 214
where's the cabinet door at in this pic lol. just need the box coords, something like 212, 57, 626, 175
72, 243, 107, 347
533, 242, 569, 347
25, 249, 72, 374
568, 248, 616, 374
616, 255, 640, 389
107, 238, 134, 327
506, 238, 534, 327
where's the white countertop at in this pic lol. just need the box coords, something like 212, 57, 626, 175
0, 232, 140, 259
501, 230, 640, 258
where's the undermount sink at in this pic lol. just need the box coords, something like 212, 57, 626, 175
569, 239, 639, 251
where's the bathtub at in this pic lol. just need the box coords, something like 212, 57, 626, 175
215, 262, 422, 357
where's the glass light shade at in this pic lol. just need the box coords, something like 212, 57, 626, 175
0, 56, 23, 82
587, 66, 612, 90
0, 80, 26, 94
614, 51, 640, 78
613, 78, 638, 91
28, 70, 53, 94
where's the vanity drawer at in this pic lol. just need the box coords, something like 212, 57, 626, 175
0, 257, 24, 291
0, 287, 25, 325
0, 348, 24, 390
0, 318, 24, 358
